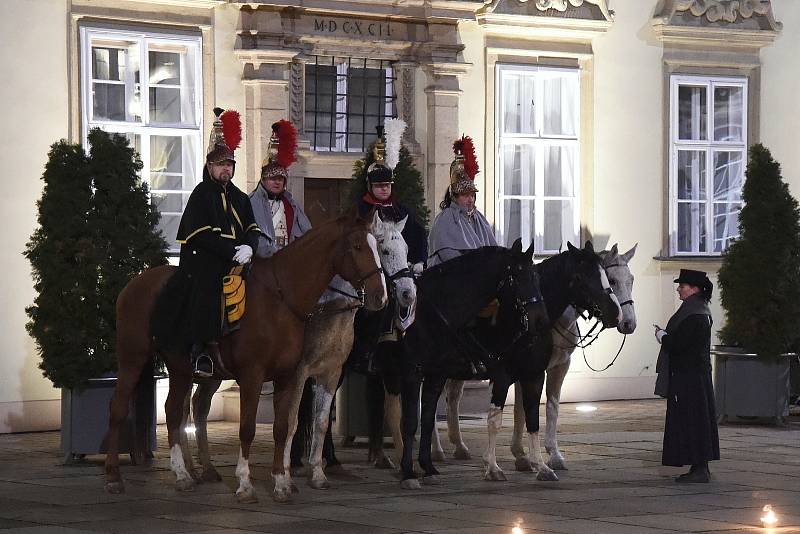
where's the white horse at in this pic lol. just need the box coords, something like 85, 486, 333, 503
181, 212, 414, 502
432, 244, 637, 479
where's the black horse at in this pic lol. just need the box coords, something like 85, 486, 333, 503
463, 241, 623, 483
397, 239, 550, 488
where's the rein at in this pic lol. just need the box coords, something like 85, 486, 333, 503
553, 261, 635, 372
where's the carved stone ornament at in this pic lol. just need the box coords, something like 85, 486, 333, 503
660, 0, 781, 30
480, 0, 612, 23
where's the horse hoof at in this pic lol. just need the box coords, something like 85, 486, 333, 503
453, 446, 471, 460
236, 488, 259, 504
272, 489, 292, 503
422, 475, 441, 485
175, 478, 196, 492
515, 458, 533, 472
201, 467, 223, 483
400, 478, 421, 490
432, 450, 446, 462
536, 467, 559, 482
374, 456, 396, 470
547, 456, 568, 471
105, 481, 125, 494
308, 478, 330, 490
484, 469, 507, 482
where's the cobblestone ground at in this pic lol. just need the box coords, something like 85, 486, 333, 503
0, 399, 798, 533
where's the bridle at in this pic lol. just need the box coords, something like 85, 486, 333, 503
553, 260, 634, 372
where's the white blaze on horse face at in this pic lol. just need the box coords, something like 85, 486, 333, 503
366, 232, 388, 305
605, 262, 637, 333
597, 265, 623, 323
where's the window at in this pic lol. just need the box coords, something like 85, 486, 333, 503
670, 75, 747, 255
80, 26, 202, 253
305, 56, 396, 152
495, 65, 580, 254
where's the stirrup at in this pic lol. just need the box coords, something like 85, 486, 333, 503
193, 354, 214, 378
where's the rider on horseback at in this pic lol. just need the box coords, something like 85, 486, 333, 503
152, 107, 260, 378
250, 120, 311, 258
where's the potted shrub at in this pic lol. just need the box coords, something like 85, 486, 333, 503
714, 144, 800, 424
25, 129, 168, 462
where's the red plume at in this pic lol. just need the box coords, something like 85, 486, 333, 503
460, 135, 479, 179
220, 110, 242, 151
274, 120, 298, 169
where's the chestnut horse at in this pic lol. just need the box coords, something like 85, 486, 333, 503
104, 211, 387, 503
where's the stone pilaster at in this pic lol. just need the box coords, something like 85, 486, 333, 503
394, 61, 420, 155
422, 62, 471, 210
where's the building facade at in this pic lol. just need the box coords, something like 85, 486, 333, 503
2, 0, 798, 432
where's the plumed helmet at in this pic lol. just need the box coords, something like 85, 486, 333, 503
449, 135, 479, 195
261, 120, 298, 182
206, 107, 241, 164
366, 125, 393, 187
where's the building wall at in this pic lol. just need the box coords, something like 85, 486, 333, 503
2, 0, 799, 432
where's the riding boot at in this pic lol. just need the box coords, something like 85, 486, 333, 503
675, 462, 710, 483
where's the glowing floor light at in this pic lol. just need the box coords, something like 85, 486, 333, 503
760, 504, 778, 528
184, 424, 196, 435
575, 404, 598, 413
511, 527, 524, 534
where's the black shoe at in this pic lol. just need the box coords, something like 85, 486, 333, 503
194, 354, 214, 378
675, 469, 710, 483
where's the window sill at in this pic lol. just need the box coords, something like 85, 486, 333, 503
653, 255, 724, 265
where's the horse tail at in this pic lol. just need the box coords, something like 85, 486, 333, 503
294, 378, 315, 462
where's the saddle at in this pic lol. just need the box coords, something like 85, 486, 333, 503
221, 264, 247, 335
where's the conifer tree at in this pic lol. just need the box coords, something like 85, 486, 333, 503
348, 143, 430, 228
718, 144, 800, 358
25, 130, 167, 389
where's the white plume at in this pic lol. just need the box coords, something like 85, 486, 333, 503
384, 118, 407, 170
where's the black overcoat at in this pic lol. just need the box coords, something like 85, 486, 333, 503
151, 172, 260, 349
660, 313, 720, 467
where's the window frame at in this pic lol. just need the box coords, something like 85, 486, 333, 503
669, 74, 748, 257
304, 55, 396, 153
495, 63, 581, 254
79, 26, 203, 254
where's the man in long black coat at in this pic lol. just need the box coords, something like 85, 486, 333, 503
152, 108, 260, 377
654, 269, 719, 483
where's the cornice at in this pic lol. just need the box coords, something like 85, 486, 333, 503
651, 19, 778, 50
476, 0, 612, 43
652, 0, 782, 45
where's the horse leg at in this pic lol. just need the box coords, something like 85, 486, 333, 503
166, 366, 197, 492
307, 374, 339, 490
419, 374, 447, 482
291, 378, 314, 471
179, 387, 197, 479
445, 379, 470, 459
383, 372, 404, 468
192, 379, 223, 482
132, 363, 156, 466
482, 373, 512, 482
544, 361, 570, 471
431, 404, 446, 462
366, 372, 392, 468
399, 374, 422, 489
234, 376, 262, 504
105, 357, 149, 493
511, 381, 529, 468
273, 374, 307, 503
520, 374, 558, 481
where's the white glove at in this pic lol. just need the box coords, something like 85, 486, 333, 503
411, 262, 424, 275
654, 328, 667, 344
233, 244, 253, 265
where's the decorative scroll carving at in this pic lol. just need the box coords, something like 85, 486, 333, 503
400, 66, 415, 141
481, 0, 613, 22
657, 0, 782, 30
290, 61, 304, 134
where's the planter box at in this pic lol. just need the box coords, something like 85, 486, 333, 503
712, 346, 792, 425
61, 376, 157, 464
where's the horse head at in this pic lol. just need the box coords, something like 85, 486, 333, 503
370, 211, 416, 309
564, 241, 622, 329
599, 243, 637, 334
505, 238, 549, 333
334, 209, 388, 311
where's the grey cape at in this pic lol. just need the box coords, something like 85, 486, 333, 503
249, 184, 312, 258
428, 204, 496, 267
